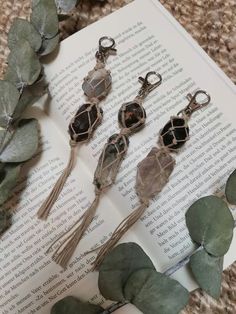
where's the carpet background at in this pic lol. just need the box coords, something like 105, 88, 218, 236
0, 0, 236, 313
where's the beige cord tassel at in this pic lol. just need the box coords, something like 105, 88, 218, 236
37, 140, 78, 220
92, 201, 149, 269
46, 193, 100, 269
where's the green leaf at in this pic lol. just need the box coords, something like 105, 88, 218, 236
0, 164, 21, 205
98, 242, 155, 302
32, 0, 41, 6
186, 195, 234, 256
31, 0, 59, 39
5, 40, 41, 88
0, 119, 39, 163
39, 34, 59, 56
8, 18, 42, 52
225, 169, 236, 205
55, 0, 77, 13
0, 210, 12, 236
0, 130, 5, 145
0, 80, 20, 127
190, 249, 223, 299
13, 75, 48, 119
124, 269, 189, 314
51, 296, 103, 314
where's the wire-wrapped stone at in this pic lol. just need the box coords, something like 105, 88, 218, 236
94, 134, 129, 191
118, 100, 146, 132
82, 68, 112, 99
136, 147, 175, 202
69, 103, 103, 142
160, 116, 189, 149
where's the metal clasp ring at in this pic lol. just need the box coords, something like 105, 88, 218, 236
96, 37, 117, 63
179, 90, 211, 117
99, 36, 116, 52
138, 71, 162, 99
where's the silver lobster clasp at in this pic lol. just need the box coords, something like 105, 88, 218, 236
179, 90, 211, 117
138, 71, 162, 99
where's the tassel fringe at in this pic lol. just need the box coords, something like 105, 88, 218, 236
92, 201, 149, 270
37, 140, 78, 220
47, 194, 100, 269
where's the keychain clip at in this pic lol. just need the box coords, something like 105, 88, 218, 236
96, 36, 117, 62
138, 71, 162, 99
179, 90, 211, 117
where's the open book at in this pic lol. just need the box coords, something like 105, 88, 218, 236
1, 0, 236, 313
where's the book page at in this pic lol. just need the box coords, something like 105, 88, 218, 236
43, 0, 236, 290
0, 107, 136, 314
2, 1, 236, 313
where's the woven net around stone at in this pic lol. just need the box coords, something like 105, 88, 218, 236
69, 102, 102, 142
94, 134, 129, 190
1, 0, 236, 313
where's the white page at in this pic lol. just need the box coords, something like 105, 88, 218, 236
43, 0, 236, 291
0, 107, 135, 314
1, 1, 236, 313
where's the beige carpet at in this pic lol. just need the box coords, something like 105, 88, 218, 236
0, 0, 236, 313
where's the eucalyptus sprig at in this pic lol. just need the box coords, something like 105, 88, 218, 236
0, 0, 80, 235
185, 169, 235, 299
51, 243, 189, 314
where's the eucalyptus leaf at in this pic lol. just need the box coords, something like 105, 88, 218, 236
0, 80, 20, 127
32, 0, 41, 6
8, 18, 42, 52
0, 128, 14, 153
0, 119, 39, 163
13, 75, 48, 119
39, 34, 59, 56
0, 164, 21, 205
190, 249, 223, 299
98, 243, 155, 302
124, 269, 189, 314
0, 210, 12, 235
55, 0, 77, 13
186, 196, 234, 256
5, 40, 41, 88
51, 296, 103, 314
0, 130, 5, 146
225, 169, 236, 205
31, 0, 59, 39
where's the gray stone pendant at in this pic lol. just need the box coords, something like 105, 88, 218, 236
36, 37, 116, 222
136, 147, 175, 202
94, 134, 129, 191
82, 67, 112, 100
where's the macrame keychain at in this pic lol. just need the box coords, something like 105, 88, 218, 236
37, 36, 116, 220
93, 90, 211, 268
47, 71, 162, 268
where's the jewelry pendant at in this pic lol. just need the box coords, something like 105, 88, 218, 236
47, 71, 162, 268
94, 134, 130, 191
136, 147, 175, 202
160, 117, 190, 149
37, 36, 116, 220
118, 100, 146, 131
69, 102, 103, 143
93, 90, 211, 269
82, 67, 112, 99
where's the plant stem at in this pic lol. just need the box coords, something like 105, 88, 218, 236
102, 301, 129, 313
0, 85, 24, 153
163, 245, 203, 277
